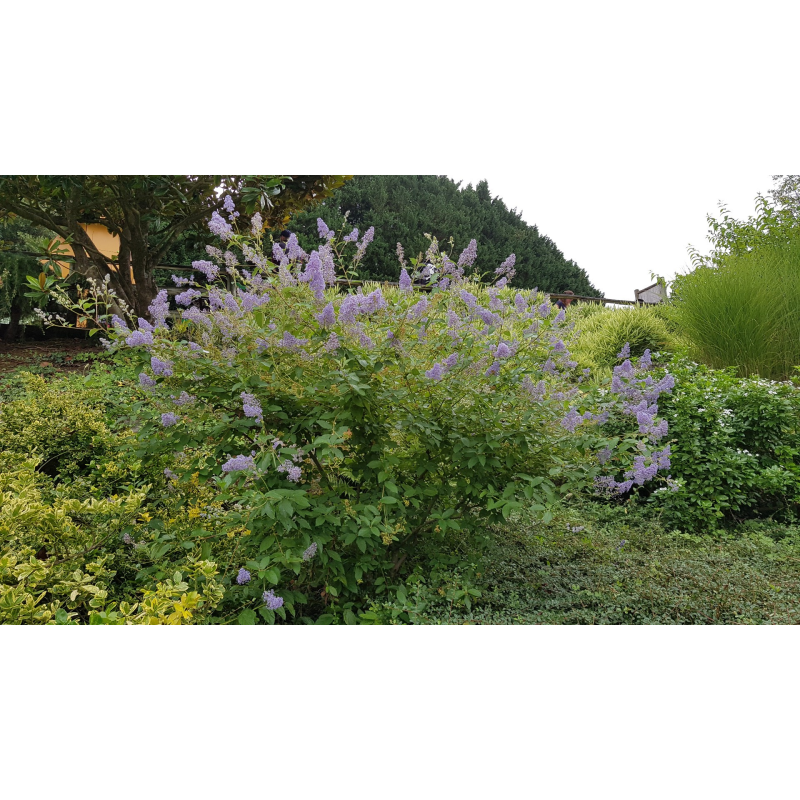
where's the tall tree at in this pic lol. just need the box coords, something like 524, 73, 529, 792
287, 175, 601, 295
770, 175, 800, 219
0, 175, 350, 318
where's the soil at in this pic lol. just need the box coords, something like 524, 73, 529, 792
0, 338, 104, 376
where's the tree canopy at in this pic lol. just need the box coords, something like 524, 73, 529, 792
287, 175, 601, 295
0, 175, 351, 318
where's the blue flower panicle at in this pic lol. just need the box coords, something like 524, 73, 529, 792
236, 568, 251, 585
263, 589, 284, 610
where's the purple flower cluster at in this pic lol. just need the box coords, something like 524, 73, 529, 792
222, 454, 256, 473
193, 260, 219, 282
286, 233, 306, 262
139, 373, 156, 388
343, 227, 359, 243
263, 589, 284, 610
339, 289, 387, 324
161, 412, 179, 427
275, 331, 309, 352
476, 307, 500, 327
149, 290, 170, 328
208, 211, 233, 241
457, 239, 478, 268
560, 408, 583, 432
407, 297, 429, 321
176, 288, 202, 307
317, 302, 336, 328
251, 212, 263, 236
236, 568, 251, 585
300, 251, 326, 301
358, 329, 375, 350
126, 330, 153, 347
495, 342, 512, 359
240, 291, 270, 313
460, 290, 477, 309
399, 268, 412, 292
241, 391, 263, 423
111, 315, 130, 334
172, 391, 195, 406
182, 306, 211, 328
522, 376, 546, 400
151, 356, 173, 377
495, 253, 516, 284
303, 543, 317, 561
277, 460, 302, 482
425, 352, 459, 381
319, 332, 338, 352
354, 227, 375, 261
425, 363, 445, 381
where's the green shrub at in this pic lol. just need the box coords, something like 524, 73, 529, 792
569, 306, 676, 371
107, 215, 672, 624
671, 230, 800, 381
0, 374, 112, 475
0, 458, 225, 624
651, 359, 800, 530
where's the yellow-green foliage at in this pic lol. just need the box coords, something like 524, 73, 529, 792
568, 306, 677, 371
0, 373, 111, 474
0, 460, 143, 623
0, 459, 224, 624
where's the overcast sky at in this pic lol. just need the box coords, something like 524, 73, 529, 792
453, 172, 775, 301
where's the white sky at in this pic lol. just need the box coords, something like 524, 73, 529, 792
453, 172, 775, 300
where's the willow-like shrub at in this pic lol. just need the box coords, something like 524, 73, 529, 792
108, 210, 673, 623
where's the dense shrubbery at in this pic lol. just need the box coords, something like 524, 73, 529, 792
3, 193, 800, 624
652, 360, 800, 530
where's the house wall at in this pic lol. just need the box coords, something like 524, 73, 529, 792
52, 223, 122, 278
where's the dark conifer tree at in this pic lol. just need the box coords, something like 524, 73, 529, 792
288, 175, 601, 295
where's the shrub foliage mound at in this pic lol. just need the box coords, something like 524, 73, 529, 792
98, 209, 673, 623
568, 305, 678, 372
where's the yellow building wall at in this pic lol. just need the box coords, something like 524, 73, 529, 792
52, 223, 124, 278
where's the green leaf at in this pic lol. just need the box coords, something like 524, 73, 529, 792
238, 609, 257, 625
263, 567, 280, 585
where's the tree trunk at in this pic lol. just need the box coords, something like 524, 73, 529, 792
4, 301, 22, 342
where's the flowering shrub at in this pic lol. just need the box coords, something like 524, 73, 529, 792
106, 202, 676, 622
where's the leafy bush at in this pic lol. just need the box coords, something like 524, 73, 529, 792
651, 359, 800, 530
0, 457, 226, 625
670, 231, 800, 380
106, 208, 673, 623
568, 306, 677, 371
0, 373, 113, 478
